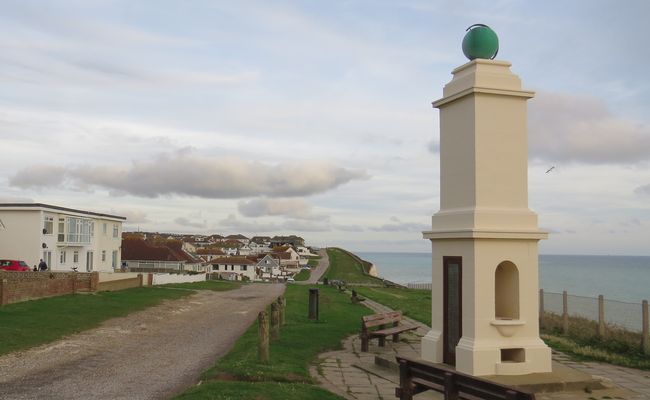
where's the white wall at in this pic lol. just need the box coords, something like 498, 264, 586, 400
152, 273, 207, 285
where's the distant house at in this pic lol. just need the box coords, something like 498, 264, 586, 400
210, 257, 256, 281
0, 203, 125, 272
122, 237, 203, 272
256, 254, 282, 280
226, 234, 249, 245
270, 235, 305, 247
196, 247, 226, 262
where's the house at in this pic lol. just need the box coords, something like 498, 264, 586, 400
0, 203, 125, 272
237, 244, 253, 256
196, 247, 226, 262
122, 237, 203, 272
209, 257, 256, 281
256, 254, 282, 280
270, 235, 305, 247
225, 234, 249, 245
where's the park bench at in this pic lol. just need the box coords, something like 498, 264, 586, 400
360, 311, 418, 352
395, 356, 536, 400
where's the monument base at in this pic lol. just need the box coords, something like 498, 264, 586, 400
456, 337, 552, 376
421, 329, 443, 363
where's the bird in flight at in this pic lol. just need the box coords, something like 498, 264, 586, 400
545, 166, 556, 174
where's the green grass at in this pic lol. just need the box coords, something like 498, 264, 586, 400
293, 269, 311, 281
176, 285, 371, 398
177, 382, 343, 400
323, 248, 383, 285
353, 286, 431, 326
541, 312, 650, 370
161, 281, 242, 291
0, 287, 193, 356
307, 256, 321, 268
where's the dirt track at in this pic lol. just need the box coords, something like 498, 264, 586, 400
0, 283, 284, 400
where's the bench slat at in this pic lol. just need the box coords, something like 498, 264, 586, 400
369, 325, 418, 337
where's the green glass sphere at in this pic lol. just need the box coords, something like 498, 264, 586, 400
462, 24, 499, 60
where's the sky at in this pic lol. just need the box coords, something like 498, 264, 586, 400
1, 0, 649, 255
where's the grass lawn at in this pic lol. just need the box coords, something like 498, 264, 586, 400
175, 284, 371, 398
161, 281, 242, 291
323, 248, 382, 285
293, 269, 310, 281
307, 256, 321, 268
0, 286, 194, 356
353, 286, 431, 326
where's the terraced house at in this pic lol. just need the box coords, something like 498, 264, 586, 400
0, 203, 125, 272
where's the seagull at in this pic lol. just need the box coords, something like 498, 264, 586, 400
545, 166, 555, 174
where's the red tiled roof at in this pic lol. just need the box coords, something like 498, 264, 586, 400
210, 257, 255, 265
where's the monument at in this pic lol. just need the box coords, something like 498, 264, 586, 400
421, 25, 552, 376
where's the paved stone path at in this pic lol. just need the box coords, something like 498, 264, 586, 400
311, 297, 650, 400
298, 248, 329, 285
0, 283, 285, 400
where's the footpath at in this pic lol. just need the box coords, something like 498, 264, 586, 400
311, 297, 650, 400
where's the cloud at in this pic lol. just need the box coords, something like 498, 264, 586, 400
238, 197, 327, 220
427, 140, 439, 153
174, 217, 206, 229
333, 224, 365, 232
0, 196, 34, 203
8, 165, 67, 188
111, 209, 149, 224
9, 149, 368, 199
529, 91, 650, 164
370, 216, 429, 232
218, 214, 281, 233
634, 184, 650, 196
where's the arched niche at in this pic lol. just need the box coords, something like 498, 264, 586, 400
495, 261, 519, 320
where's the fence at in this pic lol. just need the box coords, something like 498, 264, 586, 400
407, 282, 432, 290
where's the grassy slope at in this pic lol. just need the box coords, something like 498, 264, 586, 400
323, 248, 382, 285
353, 286, 431, 326
0, 287, 190, 356
293, 269, 310, 281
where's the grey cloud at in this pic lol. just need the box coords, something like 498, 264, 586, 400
634, 184, 650, 195
174, 217, 206, 229
218, 214, 281, 233
370, 216, 429, 232
9, 149, 368, 199
9, 165, 67, 188
0, 196, 34, 203
529, 91, 650, 164
427, 140, 439, 153
333, 224, 365, 232
282, 220, 331, 232
238, 197, 327, 220
111, 209, 149, 224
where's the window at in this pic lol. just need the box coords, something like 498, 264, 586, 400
240, 265, 247, 271
58, 218, 65, 242
60, 251, 66, 264
113, 224, 118, 238
66, 217, 92, 244
103, 223, 107, 235
101, 250, 106, 262
111, 250, 118, 269
214, 265, 220, 271
90, 222, 94, 238
73, 251, 79, 263
43, 216, 54, 235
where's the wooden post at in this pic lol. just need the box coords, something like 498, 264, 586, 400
308, 288, 319, 320
258, 311, 269, 363
539, 289, 544, 329
138, 273, 143, 287
598, 295, 606, 337
271, 302, 280, 340
277, 296, 286, 326
0, 279, 7, 306
444, 372, 459, 400
397, 359, 413, 400
642, 300, 649, 355
562, 291, 569, 335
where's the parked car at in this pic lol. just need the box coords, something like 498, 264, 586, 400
0, 259, 31, 272
286, 277, 295, 283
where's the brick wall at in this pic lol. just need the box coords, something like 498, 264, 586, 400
0, 271, 99, 306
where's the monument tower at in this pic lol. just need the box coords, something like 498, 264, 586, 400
421, 25, 552, 376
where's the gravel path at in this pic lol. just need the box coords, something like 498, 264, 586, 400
298, 248, 329, 285
0, 283, 285, 400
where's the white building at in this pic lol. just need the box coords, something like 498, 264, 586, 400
210, 257, 257, 281
0, 203, 125, 273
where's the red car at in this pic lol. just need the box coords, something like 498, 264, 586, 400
0, 260, 31, 272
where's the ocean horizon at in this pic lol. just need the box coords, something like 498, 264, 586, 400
355, 251, 650, 304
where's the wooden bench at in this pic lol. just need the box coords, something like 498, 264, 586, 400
361, 311, 418, 352
395, 356, 536, 400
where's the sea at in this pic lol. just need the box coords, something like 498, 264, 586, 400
355, 252, 650, 304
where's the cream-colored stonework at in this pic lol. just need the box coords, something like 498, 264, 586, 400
422, 59, 551, 376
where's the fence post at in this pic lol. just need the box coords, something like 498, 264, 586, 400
598, 295, 606, 337
562, 291, 569, 335
642, 300, 649, 355
0, 279, 7, 306
258, 311, 269, 363
271, 302, 280, 340
278, 296, 286, 326
138, 273, 143, 287
539, 289, 544, 329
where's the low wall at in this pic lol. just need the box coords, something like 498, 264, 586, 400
152, 273, 207, 285
0, 271, 99, 306
97, 275, 143, 292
